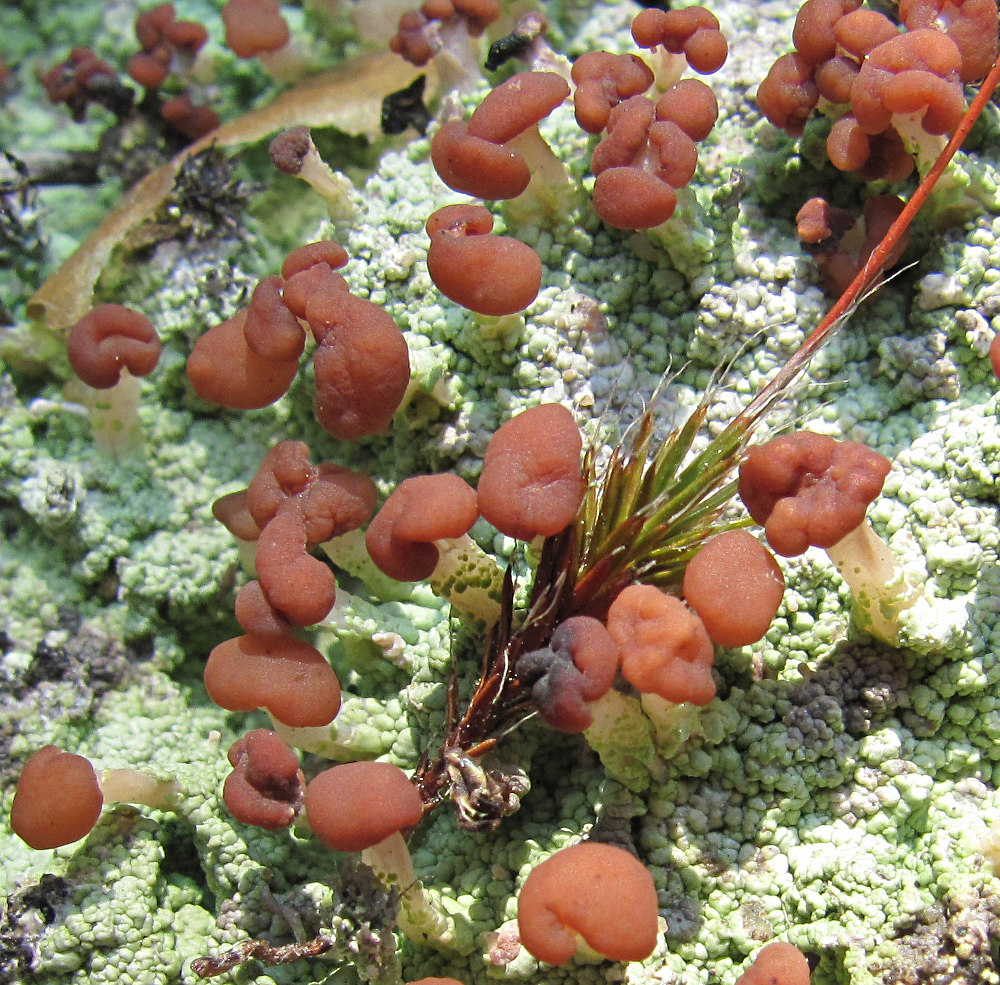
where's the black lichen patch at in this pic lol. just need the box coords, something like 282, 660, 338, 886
158, 817, 213, 910
0, 617, 153, 785
14, 616, 149, 699
0, 874, 70, 985
0, 152, 48, 323
785, 643, 911, 743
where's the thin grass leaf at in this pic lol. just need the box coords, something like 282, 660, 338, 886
644, 406, 707, 502
661, 483, 743, 540
631, 457, 735, 553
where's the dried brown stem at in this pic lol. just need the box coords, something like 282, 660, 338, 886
414, 531, 578, 826
190, 934, 335, 978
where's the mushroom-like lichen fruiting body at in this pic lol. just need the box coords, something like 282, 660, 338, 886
304, 760, 422, 853
517, 616, 620, 732
11, 746, 104, 850
517, 842, 659, 965
425, 204, 542, 316
204, 633, 342, 727
305, 290, 411, 441
187, 310, 300, 410
365, 473, 479, 581
607, 584, 716, 705
477, 402, 584, 541
682, 529, 785, 647
738, 430, 891, 557
735, 941, 812, 985
67, 303, 162, 389
224, 729, 304, 831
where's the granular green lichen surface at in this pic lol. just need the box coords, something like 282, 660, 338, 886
2, 1, 1000, 984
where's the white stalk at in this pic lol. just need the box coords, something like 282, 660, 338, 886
826, 520, 917, 644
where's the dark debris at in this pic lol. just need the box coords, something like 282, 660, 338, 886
485, 31, 536, 72
155, 145, 252, 242
0, 152, 47, 299
192, 862, 399, 980
380, 75, 430, 137
875, 886, 1000, 985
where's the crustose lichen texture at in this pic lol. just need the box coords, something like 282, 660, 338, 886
2, 1, 1000, 984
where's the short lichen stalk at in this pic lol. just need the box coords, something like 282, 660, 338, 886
428, 535, 504, 627
826, 519, 916, 639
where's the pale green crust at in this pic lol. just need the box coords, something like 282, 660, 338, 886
3, 2, 1000, 984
